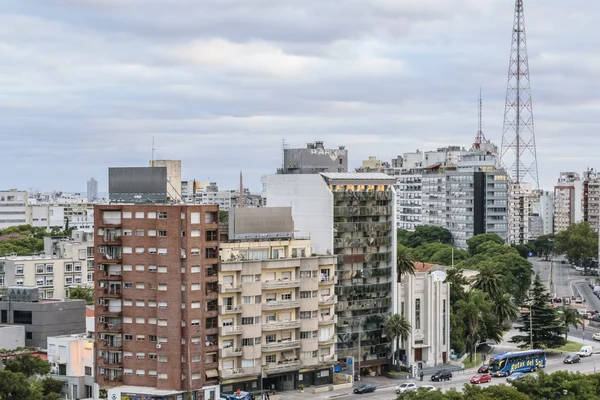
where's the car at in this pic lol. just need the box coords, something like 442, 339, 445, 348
563, 354, 581, 364
353, 384, 376, 394
395, 383, 417, 394
576, 297, 583, 303
477, 365, 490, 374
593, 333, 600, 341
431, 369, 453, 382
577, 345, 594, 357
506, 372, 526, 383
470, 374, 492, 384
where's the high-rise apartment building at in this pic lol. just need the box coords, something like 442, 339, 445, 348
554, 172, 582, 233
0, 190, 28, 230
422, 151, 509, 249
278, 141, 347, 175
262, 173, 397, 376
94, 204, 221, 399
583, 169, 600, 233
217, 207, 337, 393
87, 178, 98, 202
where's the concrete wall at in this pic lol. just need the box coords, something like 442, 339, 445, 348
0, 324, 25, 351
261, 174, 333, 255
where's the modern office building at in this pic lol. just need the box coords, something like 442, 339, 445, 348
88, 178, 99, 202
48, 333, 97, 399
396, 262, 450, 368
421, 151, 509, 248
278, 141, 348, 175
217, 207, 337, 393
262, 172, 397, 376
554, 172, 582, 233
583, 169, 600, 233
0, 190, 28, 229
93, 204, 220, 399
0, 286, 86, 348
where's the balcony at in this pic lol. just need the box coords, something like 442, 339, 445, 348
262, 320, 301, 331
221, 347, 243, 357
100, 253, 122, 264
102, 235, 122, 245
262, 340, 301, 352
220, 283, 242, 293
318, 276, 337, 285
97, 373, 122, 385
318, 315, 337, 325
220, 325, 243, 336
100, 270, 122, 281
102, 288, 122, 297
263, 360, 302, 374
219, 262, 243, 272
319, 295, 337, 305
97, 356, 122, 368
221, 366, 261, 379
100, 305, 122, 316
220, 305, 243, 314
318, 336, 335, 345
261, 279, 301, 290
100, 322, 122, 333
261, 300, 301, 311
320, 354, 338, 364
99, 339, 122, 351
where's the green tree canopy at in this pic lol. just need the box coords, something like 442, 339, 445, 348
466, 233, 505, 255
0, 370, 32, 400
555, 222, 598, 267
0, 224, 74, 257
383, 313, 411, 368
530, 234, 555, 260
510, 273, 567, 349
3, 354, 51, 378
68, 286, 94, 305
397, 225, 453, 248
511, 370, 600, 400
397, 244, 416, 283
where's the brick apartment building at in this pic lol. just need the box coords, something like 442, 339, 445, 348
94, 204, 221, 398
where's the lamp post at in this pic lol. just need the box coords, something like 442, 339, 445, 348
473, 340, 494, 366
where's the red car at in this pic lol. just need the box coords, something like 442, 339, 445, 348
470, 374, 492, 384
477, 365, 490, 374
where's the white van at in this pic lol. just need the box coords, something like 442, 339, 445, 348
577, 345, 594, 357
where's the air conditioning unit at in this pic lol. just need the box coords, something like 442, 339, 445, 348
156, 344, 162, 349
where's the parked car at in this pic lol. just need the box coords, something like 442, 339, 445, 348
506, 372, 526, 383
593, 333, 600, 341
577, 345, 594, 357
431, 370, 453, 382
470, 374, 492, 384
395, 383, 417, 394
353, 384, 376, 394
477, 365, 490, 374
576, 297, 583, 303
563, 354, 581, 364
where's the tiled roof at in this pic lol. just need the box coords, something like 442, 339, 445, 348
412, 261, 438, 273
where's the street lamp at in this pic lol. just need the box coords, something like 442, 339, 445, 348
473, 340, 495, 366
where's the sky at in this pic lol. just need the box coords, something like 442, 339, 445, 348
1, 0, 599, 194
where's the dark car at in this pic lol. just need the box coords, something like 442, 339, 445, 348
431, 370, 453, 382
477, 365, 490, 374
506, 372, 526, 383
564, 354, 581, 364
353, 384, 376, 394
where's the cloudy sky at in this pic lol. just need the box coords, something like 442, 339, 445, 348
0, 0, 598, 193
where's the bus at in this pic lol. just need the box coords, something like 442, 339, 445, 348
488, 349, 546, 377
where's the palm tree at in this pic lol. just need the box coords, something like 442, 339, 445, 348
470, 263, 504, 300
383, 313, 411, 368
493, 293, 518, 327
560, 306, 584, 340
456, 290, 489, 363
397, 245, 415, 283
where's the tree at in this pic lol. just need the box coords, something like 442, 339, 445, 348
510, 370, 600, 400
466, 233, 504, 255
559, 306, 584, 340
44, 394, 62, 400
555, 222, 598, 270
42, 378, 63, 396
531, 234, 555, 260
68, 286, 94, 305
396, 245, 415, 283
3, 354, 51, 377
382, 313, 411, 368
512, 243, 534, 259
397, 226, 453, 248
0, 370, 32, 400
510, 273, 567, 349
455, 290, 493, 362
470, 262, 505, 300
219, 210, 228, 223
493, 293, 518, 328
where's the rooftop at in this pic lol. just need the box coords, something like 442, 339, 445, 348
412, 262, 438, 273
320, 172, 395, 180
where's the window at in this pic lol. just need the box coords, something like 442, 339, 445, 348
191, 212, 200, 224
158, 301, 167, 309
300, 291, 312, 299
300, 331, 311, 339
123, 351, 133, 358
136, 335, 145, 341
158, 230, 167, 237
122, 212, 132, 219
148, 248, 157, 255
442, 299, 447, 345
123, 317, 132, 324
242, 296, 252, 304
124, 282, 133, 288
415, 298, 421, 330
135, 229, 144, 236
148, 265, 157, 273
191, 230, 201, 237
158, 355, 168, 362
85, 366, 92, 376
300, 311, 311, 319
136, 369, 145, 376
136, 282, 145, 289
15, 265, 24, 276
124, 334, 133, 341
241, 317, 254, 325
46, 265, 53, 273
136, 265, 145, 272
158, 266, 167, 273
36, 277, 44, 286
158, 248, 167, 255
158, 284, 167, 291
281, 293, 292, 300
148, 335, 157, 342
148, 230, 157, 237
136, 352, 145, 359
158, 319, 168, 326
191, 301, 200, 309
265, 355, 276, 363
123, 299, 132, 306
158, 212, 167, 219
136, 317, 145, 324
149, 353, 157, 360
123, 247, 132, 254
191, 248, 200, 255
148, 318, 157, 325
158, 373, 168, 380
191, 265, 200, 273
191, 319, 200, 326
148, 300, 157, 307
135, 247, 144, 254
192, 372, 201, 380
123, 265, 132, 271
149, 370, 157, 377
74, 263, 82, 272
122, 229, 132, 236
191, 283, 200, 291
135, 212, 144, 219
300, 271, 312, 279
206, 317, 217, 328
191, 354, 201, 362
13, 311, 32, 324
124, 369, 133, 376
35, 264, 44, 274
65, 276, 73, 285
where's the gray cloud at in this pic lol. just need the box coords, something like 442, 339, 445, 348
0, 0, 598, 193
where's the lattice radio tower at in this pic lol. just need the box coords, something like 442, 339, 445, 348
500, 0, 539, 244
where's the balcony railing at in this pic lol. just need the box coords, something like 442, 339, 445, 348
320, 354, 338, 364
221, 366, 261, 379
261, 279, 300, 290
103, 235, 122, 244
220, 283, 242, 293
263, 360, 301, 374
262, 340, 301, 352
318, 315, 337, 325
262, 320, 301, 331
101, 271, 122, 281
103, 288, 122, 297
318, 276, 337, 285
261, 300, 301, 310
318, 336, 335, 345
221, 347, 243, 357
220, 305, 243, 314
101, 323, 122, 332
220, 325, 243, 336
319, 295, 337, 305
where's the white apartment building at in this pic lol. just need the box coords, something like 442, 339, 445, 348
218, 236, 337, 393
48, 334, 97, 399
26, 203, 95, 231
28, 204, 65, 229
0, 231, 95, 299
0, 190, 28, 230
396, 262, 450, 368
554, 172, 583, 233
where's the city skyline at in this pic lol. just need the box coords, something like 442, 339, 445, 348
1, 0, 598, 192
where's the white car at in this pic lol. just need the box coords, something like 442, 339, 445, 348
593, 333, 600, 341
396, 383, 417, 393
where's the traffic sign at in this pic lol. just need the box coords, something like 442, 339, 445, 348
348, 358, 353, 365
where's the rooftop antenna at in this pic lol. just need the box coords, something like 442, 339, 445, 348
151, 136, 155, 166
473, 88, 487, 149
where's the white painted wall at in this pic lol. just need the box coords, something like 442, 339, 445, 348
47, 335, 94, 377
0, 325, 25, 351
261, 174, 333, 255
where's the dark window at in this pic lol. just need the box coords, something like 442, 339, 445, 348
206, 248, 217, 258
85, 366, 92, 376
58, 364, 67, 375
205, 317, 218, 329
13, 310, 32, 324
1, 310, 7, 323
26, 331, 33, 340
205, 282, 218, 294
206, 231, 217, 241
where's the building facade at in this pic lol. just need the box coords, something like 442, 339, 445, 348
583, 169, 600, 233
262, 173, 397, 376
0, 324, 25, 351
150, 160, 183, 202
396, 263, 450, 368
88, 178, 99, 203
94, 204, 220, 399
554, 172, 582, 233
0, 190, 28, 230
48, 334, 97, 399
279, 141, 348, 175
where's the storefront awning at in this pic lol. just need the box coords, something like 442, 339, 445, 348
206, 369, 219, 378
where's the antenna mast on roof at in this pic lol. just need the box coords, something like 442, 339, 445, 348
151, 136, 155, 166
473, 88, 487, 149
